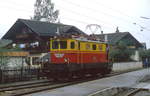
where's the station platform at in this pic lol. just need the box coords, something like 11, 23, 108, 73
28, 68, 150, 96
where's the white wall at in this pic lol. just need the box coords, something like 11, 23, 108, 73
130, 50, 140, 61
113, 62, 143, 72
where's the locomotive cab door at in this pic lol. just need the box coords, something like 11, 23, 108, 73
77, 41, 84, 70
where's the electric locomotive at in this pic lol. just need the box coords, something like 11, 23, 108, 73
43, 37, 112, 79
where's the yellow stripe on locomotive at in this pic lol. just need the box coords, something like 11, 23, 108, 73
50, 38, 107, 52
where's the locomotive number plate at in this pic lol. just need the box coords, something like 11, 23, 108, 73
54, 53, 64, 58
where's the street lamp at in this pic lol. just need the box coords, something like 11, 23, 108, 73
140, 16, 150, 20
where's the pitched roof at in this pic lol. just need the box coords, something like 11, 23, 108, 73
95, 32, 129, 45
0, 39, 12, 48
2, 19, 86, 40
95, 32, 142, 48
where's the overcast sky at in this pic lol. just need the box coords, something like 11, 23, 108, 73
0, 0, 150, 48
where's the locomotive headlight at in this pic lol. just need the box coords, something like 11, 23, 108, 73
64, 58, 69, 63
64, 58, 68, 62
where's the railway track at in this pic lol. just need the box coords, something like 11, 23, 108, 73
0, 74, 114, 96
114, 88, 150, 96
0, 79, 50, 89
0, 82, 72, 96
88, 87, 150, 96
0, 69, 142, 96
124, 88, 142, 96
0, 76, 102, 96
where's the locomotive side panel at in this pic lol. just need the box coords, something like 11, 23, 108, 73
80, 52, 108, 63
79, 41, 110, 74
49, 39, 82, 74
50, 39, 79, 64
44, 38, 112, 79
79, 42, 108, 63
51, 51, 79, 64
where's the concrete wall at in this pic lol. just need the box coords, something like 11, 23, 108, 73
113, 62, 143, 72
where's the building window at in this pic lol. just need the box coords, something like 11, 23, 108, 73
32, 57, 39, 65
71, 42, 75, 49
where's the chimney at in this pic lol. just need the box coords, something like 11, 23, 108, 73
56, 26, 60, 35
116, 27, 119, 33
104, 34, 108, 42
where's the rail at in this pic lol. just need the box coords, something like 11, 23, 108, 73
124, 88, 149, 96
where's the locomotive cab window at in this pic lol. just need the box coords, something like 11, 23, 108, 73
86, 43, 91, 50
99, 44, 103, 51
52, 40, 67, 49
52, 41, 59, 49
92, 44, 97, 50
70, 42, 75, 49
60, 41, 67, 49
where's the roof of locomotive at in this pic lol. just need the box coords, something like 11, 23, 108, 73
51, 37, 107, 44
75, 38, 107, 44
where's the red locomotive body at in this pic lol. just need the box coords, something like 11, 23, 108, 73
43, 38, 112, 79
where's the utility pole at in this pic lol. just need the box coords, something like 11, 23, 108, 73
140, 16, 150, 19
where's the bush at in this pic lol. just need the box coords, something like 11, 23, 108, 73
139, 49, 150, 58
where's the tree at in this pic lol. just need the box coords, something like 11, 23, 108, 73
109, 41, 134, 62
32, 0, 59, 23
139, 49, 150, 58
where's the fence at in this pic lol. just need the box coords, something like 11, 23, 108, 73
0, 67, 45, 83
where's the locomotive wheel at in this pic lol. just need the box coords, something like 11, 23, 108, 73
76, 70, 85, 79
52, 76, 59, 82
106, 69, 112, 74
100, 70, 107, 77
91, 73, 99, 77
101, 73, 106, 77
67, 73, 75, 81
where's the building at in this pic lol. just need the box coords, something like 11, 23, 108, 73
2, 19, 86, 52
2, 19, 87, 67
95, 32, 142, 48
0, 39, 29, 69
95, 32, 143, 61
0, 39, 12, 48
